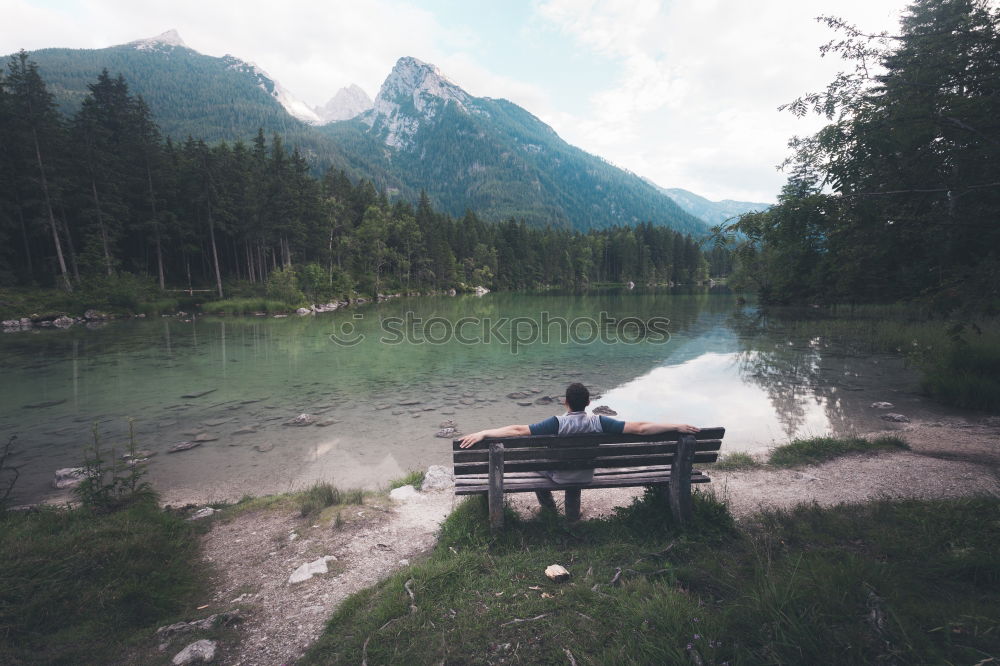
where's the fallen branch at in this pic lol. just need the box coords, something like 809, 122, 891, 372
405, 578, 417, 613
609, 567, 623, 587
361, 635, 372, 666
564, 647, 578, 665
501, 613, 549, 628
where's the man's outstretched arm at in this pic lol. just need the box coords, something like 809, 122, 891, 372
622, 421, 699, 436
458, 424, 531, 449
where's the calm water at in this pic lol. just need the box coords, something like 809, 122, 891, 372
0, 290, 939, 504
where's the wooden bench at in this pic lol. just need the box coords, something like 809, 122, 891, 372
452, 428, 725, 530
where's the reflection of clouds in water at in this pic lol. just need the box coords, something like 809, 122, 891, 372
600, 353, 832, 451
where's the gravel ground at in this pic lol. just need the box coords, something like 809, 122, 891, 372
189, 415, 998, 664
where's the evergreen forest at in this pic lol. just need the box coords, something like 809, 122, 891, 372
0, 54, 724, 305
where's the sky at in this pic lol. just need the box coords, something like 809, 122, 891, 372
4, 0, 909, 203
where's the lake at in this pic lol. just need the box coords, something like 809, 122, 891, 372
0, 289, 940, 505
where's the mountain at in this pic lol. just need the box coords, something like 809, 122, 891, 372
15, 37, 708, 234
321, 57, 708, 232
315, 84, 372, 123
655, 185, 771, 226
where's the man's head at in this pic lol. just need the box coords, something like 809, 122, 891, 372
564, 382, 590, 412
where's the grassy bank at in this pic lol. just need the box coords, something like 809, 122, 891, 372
711, 434, 909, 471
0, 498, 205, 664
302, 492, 1000, 665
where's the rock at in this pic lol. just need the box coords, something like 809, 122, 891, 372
53, 316, 74, 328
389, 485, 422, 501
375, 404, 392, 410
53, 467, 87, 489
284, 413, 315, 426
439, 420, 457, 428
288, 555, 337, 584
545, 564, 570, 582
459, 398, 475, 405
193, 433, 218, 442
83, 309, 107, 321
517, 401, 533, 407
253, 443, 275, 453
592, 405, 618, 416
421, 465, 455, 491
435, 427, 461, 438
157, 611, 243, 638
474, 285, 490, 296
506, 392, 528, 399
181, 389, 217, 399
534, 396, 554, 405
167, 441, 201, 454
121, 450, 157, 462
399, 399, 422, 406
880, 413, 910, 423
23, 399, 67, 409
188, 507, 216, 520
171, 639, 217, 665
870, 402, 894, 409
231, 427, 257, 435
296, 307, 312, 316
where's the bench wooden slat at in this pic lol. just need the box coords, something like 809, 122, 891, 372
451, 427, 726, 451
455, 472, 712, 495
453, 440, 722, 463
455, 464, 677, 482
455, 452, 719, 475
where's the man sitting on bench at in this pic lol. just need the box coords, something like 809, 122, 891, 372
458, 382, 699, 512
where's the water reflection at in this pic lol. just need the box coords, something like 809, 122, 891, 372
0, 290, 930, 504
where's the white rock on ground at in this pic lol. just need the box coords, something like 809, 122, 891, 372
389, 484, 422, 501
288, 555, 337, 584
421, 465, 454, 491
53, 467, 86, 489
188, 507, 216, 521
172, 639, 217, 665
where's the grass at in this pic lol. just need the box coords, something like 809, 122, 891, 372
388, 470, 426, 490
769, 435, 909, 468
199, 298, 294, 315
299, 482, 365, 517
0, 498, 205, 664
710, 451, 762, 471
301, 492, 1000, 665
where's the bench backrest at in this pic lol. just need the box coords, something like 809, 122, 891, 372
452, 427, 725, 476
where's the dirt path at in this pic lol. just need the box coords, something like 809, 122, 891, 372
198, 491, 456, 665
193, 415, 997, 665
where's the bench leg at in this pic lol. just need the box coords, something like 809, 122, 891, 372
565, 489, 581, 522
669, 435, 694, 525
489, 442, 505, 531
535, 490, 557, 511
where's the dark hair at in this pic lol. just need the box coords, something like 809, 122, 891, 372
565, 383, 590, 412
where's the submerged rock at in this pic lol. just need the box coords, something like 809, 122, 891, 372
284, 413, 315, 426
180, 389, 217, 399
880, 413, 910, 423
435, 427, 461, 438
253, 442, 274, 453
167, 441, 201, 453
592, 405, 618, 416
870, 402, 894, 409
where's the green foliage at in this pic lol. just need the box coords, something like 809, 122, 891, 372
387, 470, 426, 491
920, 337, 1000, 410
200, 297, 289, 315
710, 451, 762, 471
303, 493, 1000, 665
0, 435, 20, 511
720, 0, 1000, 312
769, 435, 909, 468
298, 482, 364, 517
0, 499, 203, 664
73, 420, 154, 512
265, 266, 305, 305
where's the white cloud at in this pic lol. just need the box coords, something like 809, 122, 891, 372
534, 0, 904, 201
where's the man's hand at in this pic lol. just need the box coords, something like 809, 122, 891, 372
459, 432, 486, 449
675, 423, 699, 434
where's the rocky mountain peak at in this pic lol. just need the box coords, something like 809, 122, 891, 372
127, 29, 187, 51
366, 56, 473, 149
315, 84, 373, 123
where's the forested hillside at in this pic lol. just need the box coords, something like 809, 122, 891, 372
724, 0, 999, 314
0, 54, 724, 299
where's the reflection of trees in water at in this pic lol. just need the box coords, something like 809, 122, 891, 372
729, 309, 850, 440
